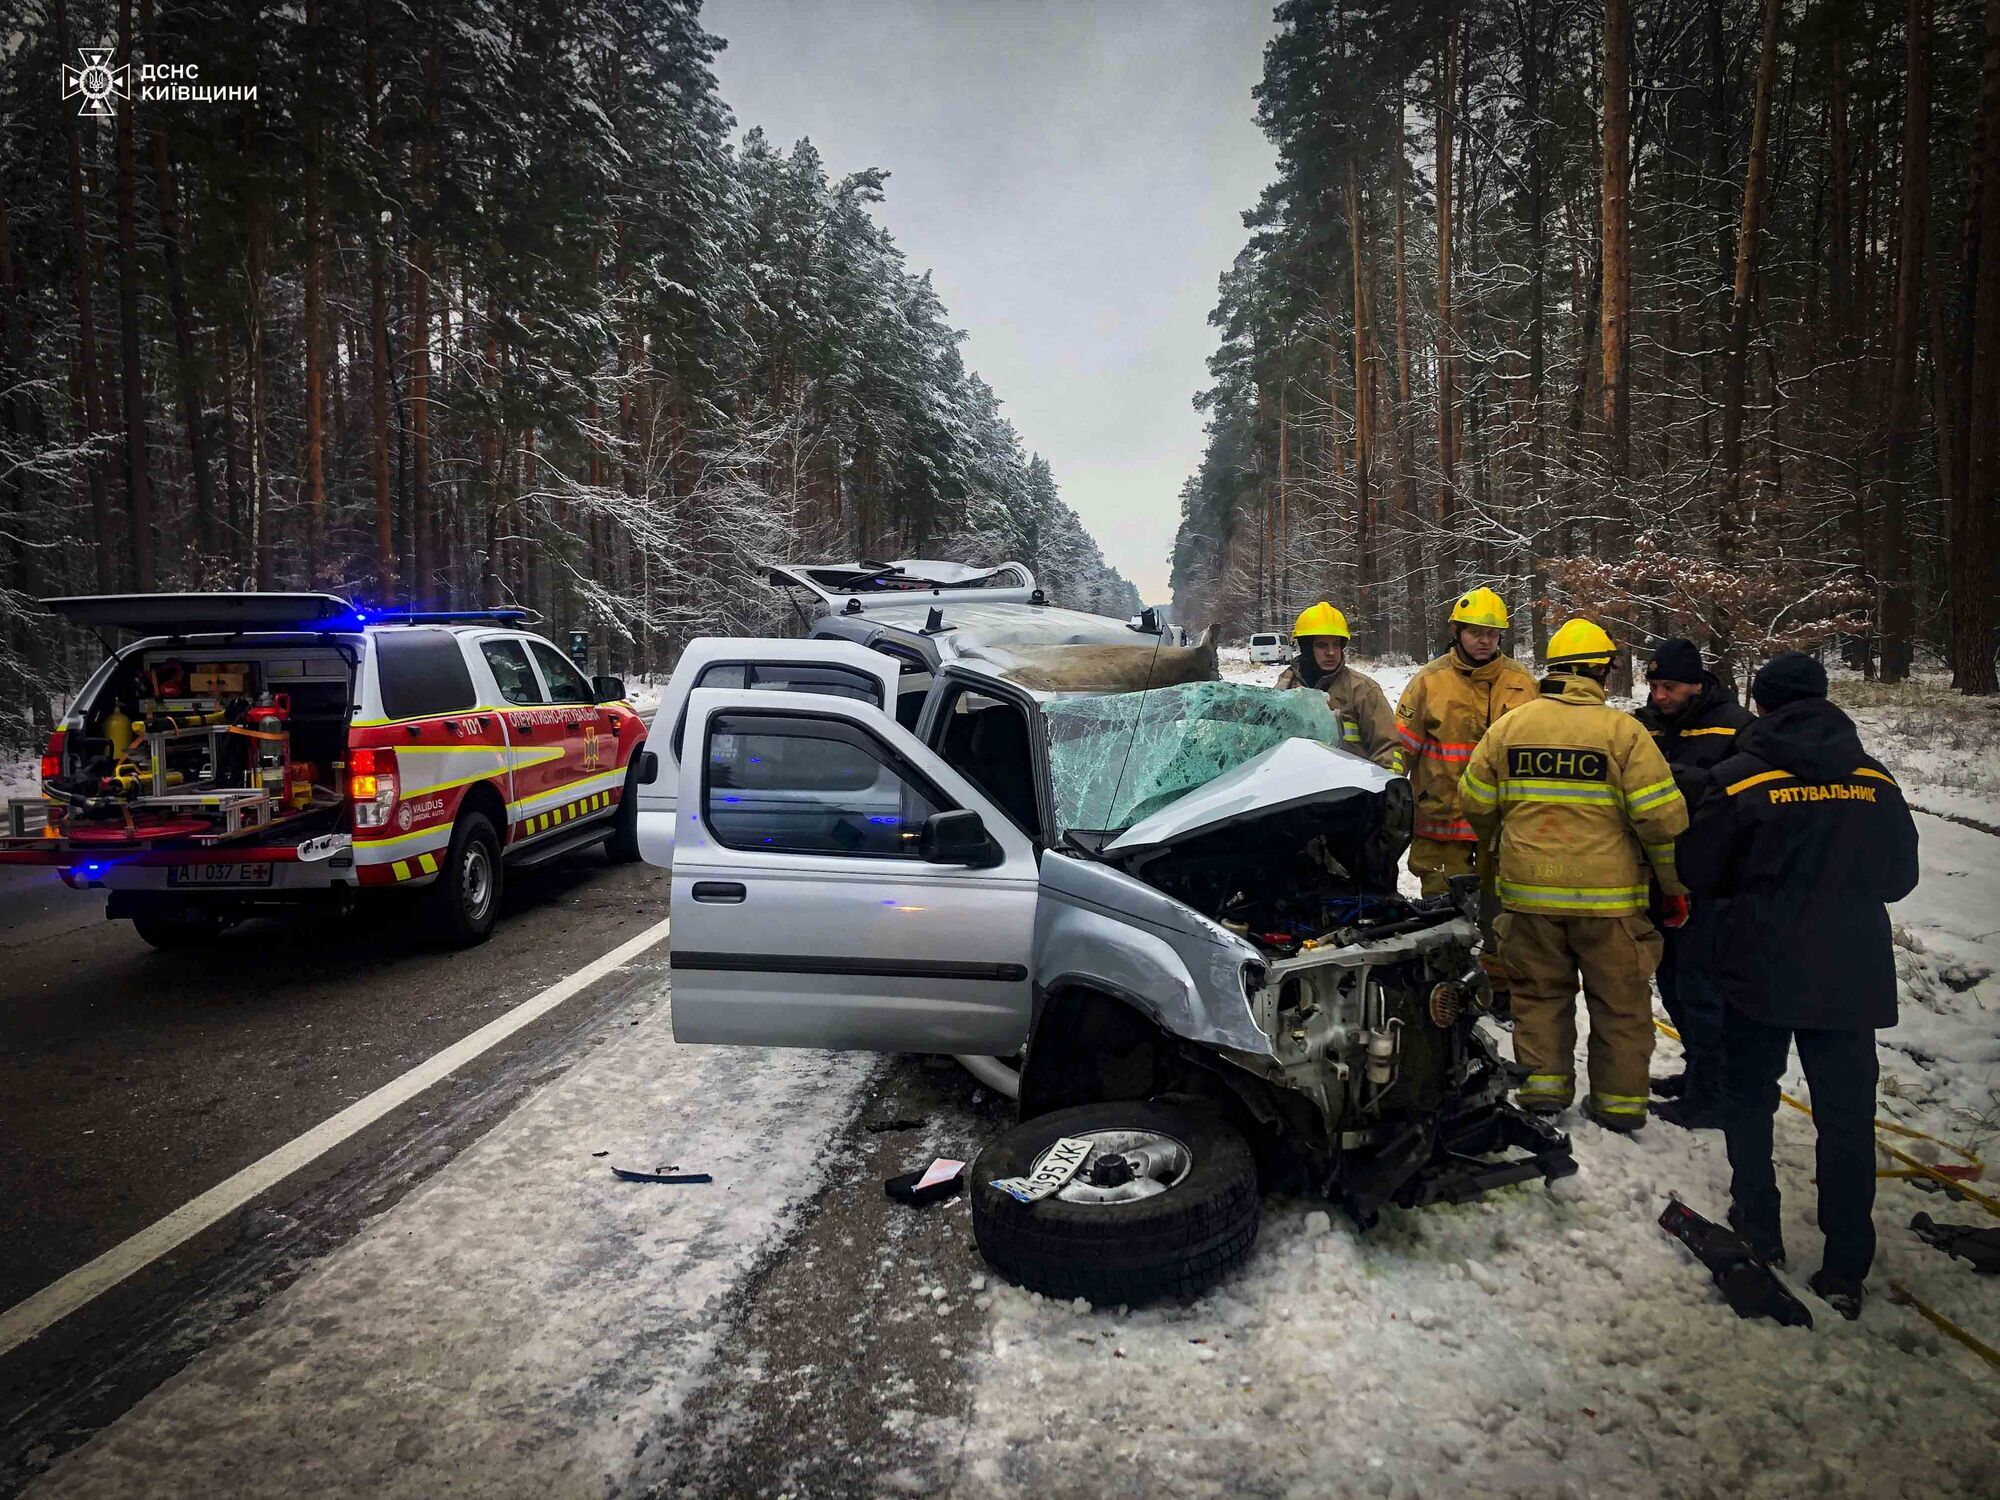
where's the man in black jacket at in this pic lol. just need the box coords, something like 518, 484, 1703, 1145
1677, 652, 1920, 1320
1633, 639, 1754, 1128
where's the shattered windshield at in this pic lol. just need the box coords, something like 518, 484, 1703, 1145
1044, 681, 1347, 834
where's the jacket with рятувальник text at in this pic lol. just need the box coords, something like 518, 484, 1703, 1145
1676, 696, 1919, 1030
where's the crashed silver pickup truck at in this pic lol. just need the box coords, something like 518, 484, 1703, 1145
636, 561, 1573, 1302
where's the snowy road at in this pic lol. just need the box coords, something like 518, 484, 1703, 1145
8, 660, 1997, 1498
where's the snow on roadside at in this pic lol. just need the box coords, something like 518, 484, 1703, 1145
954, 652, 2000, 1499
1835, 677, 2000, 831
0, 753, 35, 804
31, 979, 878, 1500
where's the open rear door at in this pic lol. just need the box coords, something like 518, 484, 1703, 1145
42, 593, 360, 635
635, 639, 899, 868
669, 687, 1037, 1055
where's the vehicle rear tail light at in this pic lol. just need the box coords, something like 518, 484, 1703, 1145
350, 747, 398, 828
40, 728, 66, 782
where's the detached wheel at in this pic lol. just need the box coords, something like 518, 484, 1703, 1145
423, 810, 503, 947
604, 754, 642, 864
970, 1101, 1260, 1305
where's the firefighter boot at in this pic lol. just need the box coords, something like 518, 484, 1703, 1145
1809, 1268, 1865, 1321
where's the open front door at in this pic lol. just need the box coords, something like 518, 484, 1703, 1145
635, 639, 899, 868
670, 687, 1038, 1055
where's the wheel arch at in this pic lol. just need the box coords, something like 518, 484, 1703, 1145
1018, 983, 1170, 1120
459, 779, 508, 846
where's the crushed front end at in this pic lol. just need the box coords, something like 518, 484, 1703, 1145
1240, 881, 1576, 1225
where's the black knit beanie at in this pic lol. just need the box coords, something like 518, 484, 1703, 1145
1645, 638, 1704, 685
1750, 651, 1828, 711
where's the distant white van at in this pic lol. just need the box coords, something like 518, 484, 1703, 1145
1248, 631, 1288, 665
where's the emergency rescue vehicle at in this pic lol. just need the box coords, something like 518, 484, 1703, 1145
0, 594, 648, 947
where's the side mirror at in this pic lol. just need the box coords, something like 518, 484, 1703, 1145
917, 808, 999, 867
593, 674, 628, 703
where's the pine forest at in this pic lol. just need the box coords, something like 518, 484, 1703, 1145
1169, 0, 1999, 697
0, 0, 1140, 747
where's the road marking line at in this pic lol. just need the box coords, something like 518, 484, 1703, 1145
0, 914, 673, 1361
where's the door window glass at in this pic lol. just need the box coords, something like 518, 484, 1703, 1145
481, 640, 545, 705
703, 715, 943, 858
530, 642, 595, 704
671, 661, 884, 757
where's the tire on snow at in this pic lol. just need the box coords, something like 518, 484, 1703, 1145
970, 1101, 1260, 1305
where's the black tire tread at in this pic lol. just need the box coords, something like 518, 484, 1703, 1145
971, 1102, 1261, 1305
422, 811, 502, 948
604, 756, 642, 863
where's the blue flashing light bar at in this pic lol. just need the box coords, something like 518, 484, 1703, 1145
361, 608, 530, 625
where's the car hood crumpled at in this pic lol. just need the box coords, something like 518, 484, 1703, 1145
1103, 737, 1399, 858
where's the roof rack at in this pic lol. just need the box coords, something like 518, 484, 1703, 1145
766, 559, 1037, 610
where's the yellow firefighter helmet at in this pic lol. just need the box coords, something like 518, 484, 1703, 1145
1546, 617, 1618, 667
1447, 587, 1510, 630
1291, 602, 1351, 640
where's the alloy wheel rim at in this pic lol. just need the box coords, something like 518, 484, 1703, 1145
1027, 1128, 1193, 1206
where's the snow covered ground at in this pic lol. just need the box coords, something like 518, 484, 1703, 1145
952, 652, 2000, 1498
21, 648, 2000, 1497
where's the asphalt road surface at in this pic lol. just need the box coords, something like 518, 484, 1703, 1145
0, 850, 676, 1493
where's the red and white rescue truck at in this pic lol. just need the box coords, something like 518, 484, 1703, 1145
0, 594, 648, 947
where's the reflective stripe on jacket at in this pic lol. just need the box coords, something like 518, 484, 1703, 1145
1276, 661, 1400, 768
1392, 650, 1539, 842
1631, 671, 1754, 809
1460, 674, 1689, 916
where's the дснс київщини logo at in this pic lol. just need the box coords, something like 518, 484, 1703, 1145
60, 47, 129, 120
59, 48, 255, 118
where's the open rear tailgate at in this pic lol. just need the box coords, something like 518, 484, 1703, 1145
41, 592, 359, 636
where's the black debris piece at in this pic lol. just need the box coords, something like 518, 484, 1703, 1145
1660, 1197, 1813, 1329
1911, 1212, 2000, 1274
885, 1160, 966, 1208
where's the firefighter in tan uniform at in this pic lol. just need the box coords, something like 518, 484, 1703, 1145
1392, 589, 1538, 1007
1274, 603, 1399, 768
1391, 589, 1539, 888
1459, 619, 1690, 1131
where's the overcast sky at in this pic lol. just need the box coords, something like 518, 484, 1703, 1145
701, 0, 1281, 604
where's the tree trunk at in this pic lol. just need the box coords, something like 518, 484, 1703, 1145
366, 0, 394, 601
1395, 90, 1424, 657
115, 0, 152, 590
410, 33, 440, 605
302, 0, 326, 587
1435, 14, 1460, 588
58, 0, 113, 591
1348, 162, 1375, 652
0, 187, 51, 717
218, 327, 243, 579
1959, 0, 2000, 693
143, 0, 215, 567
1600, 0, 1631, 523
1713, 0, 1783, 672
244, 84, 271, 589
1877, 0, 1930, 682
1524, 0, 1551, 662
1600, 0, 1634, 690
